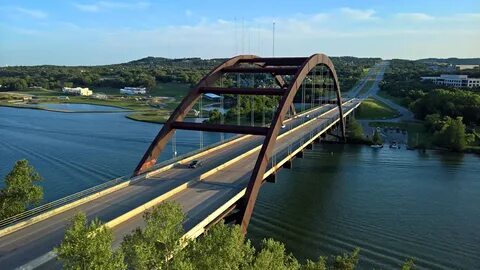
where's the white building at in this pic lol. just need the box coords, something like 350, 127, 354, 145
420, 74, 480, 88
456, 64, 479, 70
62, 87, 93, 96
120, 87, 147, 95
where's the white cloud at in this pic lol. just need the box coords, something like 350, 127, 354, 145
3, 9, 479, 65
74, 1, 150, 12
395, 13, 434, 21
16, 7, 47, 19
340, 7, 377, 20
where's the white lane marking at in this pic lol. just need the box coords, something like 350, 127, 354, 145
14, 251, 56, 270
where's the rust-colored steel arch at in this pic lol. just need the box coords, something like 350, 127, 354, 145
134, 55, 256, 175
133, 54, 292, 175
236, 53, 345, 233
132, 53, 346, 233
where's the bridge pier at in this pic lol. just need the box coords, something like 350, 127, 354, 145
265, 173, 276, 183
283, 159, 292, 169
295, 150, 304, 158
306, 143, 313, 150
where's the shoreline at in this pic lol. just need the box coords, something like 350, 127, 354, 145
0, 102, 167, 124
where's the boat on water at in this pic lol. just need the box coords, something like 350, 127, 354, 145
371, 144, 384, 149
390, 141, 400, 149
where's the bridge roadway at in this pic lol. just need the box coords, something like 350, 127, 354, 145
0, 99, 361, 269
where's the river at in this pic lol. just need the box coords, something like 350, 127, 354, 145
1, 105, 479, 269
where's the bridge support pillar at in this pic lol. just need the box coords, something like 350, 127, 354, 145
306, 143, 313, 150
295, 150, 304, 158
283, 159, 292, 169
314, 137, 321, 143
265, 173, 276, 183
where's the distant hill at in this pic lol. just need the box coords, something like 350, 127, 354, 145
123, 56, 226, 68
417, 58, 480, 65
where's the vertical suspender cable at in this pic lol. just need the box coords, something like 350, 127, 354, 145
199, 94, 203, 150
237, 73, 241, 125
251, 73, 254, 126
220, 75, 224, 142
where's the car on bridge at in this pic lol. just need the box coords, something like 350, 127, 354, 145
188, 160, 202, 168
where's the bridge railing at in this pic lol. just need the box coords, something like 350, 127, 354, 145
0, 175, 129, 229
0, 133, 242, 230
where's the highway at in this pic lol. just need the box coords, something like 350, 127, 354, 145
0, 99, 361, 270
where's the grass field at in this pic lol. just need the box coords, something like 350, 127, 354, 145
356, 98, 400, 120
377, 91, 408, 107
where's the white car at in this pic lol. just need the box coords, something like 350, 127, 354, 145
281, 124, 286, 129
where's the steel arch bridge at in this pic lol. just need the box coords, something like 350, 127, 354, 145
134, 53, 346, 232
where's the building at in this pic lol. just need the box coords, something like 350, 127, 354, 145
420, 74, 480, 88
120, 87, 147, 95
456, 64, 479, 70
62, 87, 93, 96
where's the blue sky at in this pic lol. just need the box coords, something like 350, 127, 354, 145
0, 0, 479, 65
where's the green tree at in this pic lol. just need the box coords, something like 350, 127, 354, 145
346, 118, 365, 142
208, 109, 222, 123
331, 248, 360, 270
424, 113, 443, 133
372, 129, 383, 145
248, 238, 300, 270
121, 201, 186, 270
434, 116, 468, 151
401, 258, 416, 270
301, 257, 327, 270
0, 159, 43, 219
55, 213, 126, 270
185, 221, 254, 270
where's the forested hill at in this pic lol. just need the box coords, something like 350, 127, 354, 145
0, 56, 380, 92
417, 58, 480, 65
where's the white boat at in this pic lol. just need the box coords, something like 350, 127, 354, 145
371, 144, 383, 149
390, 141, 400, 149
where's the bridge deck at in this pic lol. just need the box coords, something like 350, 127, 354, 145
0, 99, 361, 269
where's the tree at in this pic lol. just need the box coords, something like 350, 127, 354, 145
55, 213, 126, 270
208, 109, 222, 123
121, 201, 186, 270
301, 257, 327, 270
424, 113, 443, 133
185, 221, 254, 270
346, 118, 365, 142
401, 258, 416, 270
248, 238, 300, 270
372, 129, 383, 145
434, 116, 468, 151
0, 159, 43, 219
331, 248, 360, 270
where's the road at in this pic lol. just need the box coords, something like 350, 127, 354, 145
360, 61, 415, 122
0, 100, 360, 270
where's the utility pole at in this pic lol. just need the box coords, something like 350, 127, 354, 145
272, 21, 275, 57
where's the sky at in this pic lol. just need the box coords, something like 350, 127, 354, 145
0, 0, 479, 66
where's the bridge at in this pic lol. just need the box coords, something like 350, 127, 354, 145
0, 54, 363, 269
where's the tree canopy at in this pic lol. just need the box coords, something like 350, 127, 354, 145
55, 213, 126, 270
56, 201, 417, 270
0, 159, 43, 219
